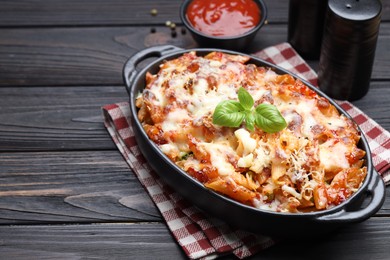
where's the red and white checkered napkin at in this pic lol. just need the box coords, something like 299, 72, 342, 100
102, 42, 390, 259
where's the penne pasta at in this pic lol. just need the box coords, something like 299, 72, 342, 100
137, 51, 367, 213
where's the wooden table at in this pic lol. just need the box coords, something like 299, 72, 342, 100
1, 1, 389, 259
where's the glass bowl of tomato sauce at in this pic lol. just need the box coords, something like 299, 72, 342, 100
180, 0, 267, 51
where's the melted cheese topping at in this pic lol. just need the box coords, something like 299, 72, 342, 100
319, 139, 350, 172
161, 108, 190, 132
201, 143, 236, 176
137, 51, 367, 213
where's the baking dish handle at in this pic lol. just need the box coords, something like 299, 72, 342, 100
123, 45, 183, 94
316, 171, 385, 223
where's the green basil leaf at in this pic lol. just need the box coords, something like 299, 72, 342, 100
238, 87, 254, 111
254, 104, 287, 133
213, 88, 287, 133
245, 111, 255, 132
212, 100, 245, 127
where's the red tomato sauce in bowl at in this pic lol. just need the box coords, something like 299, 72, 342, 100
186, 0, 261, 37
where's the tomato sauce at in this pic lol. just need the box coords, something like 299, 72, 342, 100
186, 0, 261, 37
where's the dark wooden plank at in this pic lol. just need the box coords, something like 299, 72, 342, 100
0, 223, 186, 259
0, 151, 161, 224
0, 26, 195, 86
1, 23, 389, 86
0, 83, 389, 152
254, 218, 390, 260
352, 82, 390, 130
0, 0, 182, 27
0, 0, 389, 27
0, 150, 389, 225
0, 218, 389, 260
0, 86, 128, 151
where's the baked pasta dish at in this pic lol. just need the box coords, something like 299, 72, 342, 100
136, 51, 367, 213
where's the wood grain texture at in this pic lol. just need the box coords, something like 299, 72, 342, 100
0, 0, 183, 26
0, 223, 186, 260
1, 24, 389, 86
0, 151, 161, 224
254, 218, 390, 260
0, 219, 389, 260
0, 26, 194, 86
0, 86, 128, 151
352, 82, 390, 130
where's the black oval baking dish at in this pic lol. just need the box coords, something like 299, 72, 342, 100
123, 45, 385, 238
